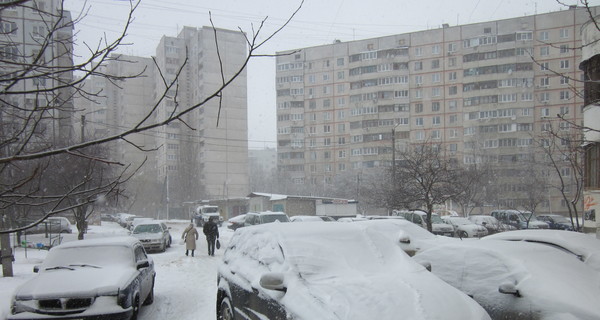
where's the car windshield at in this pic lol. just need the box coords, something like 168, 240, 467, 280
203, 207, 219, 213
430, 215, 444, 224
133, 224, 162, 233
261, 214, 290, 223
42, 245, 133, 269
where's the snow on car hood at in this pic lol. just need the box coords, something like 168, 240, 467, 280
14, 266, 138, 300
221, 222, 490, 320
131, 232, 164, 241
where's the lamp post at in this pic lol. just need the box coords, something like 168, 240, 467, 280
391, 122, 402, 188
80, 108, 106, 143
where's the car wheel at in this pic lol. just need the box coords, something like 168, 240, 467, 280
161, 241, 166, 252
130, 294, 140, 320
219, 297, 234, 320
143, 280, 154, 306
460, 231, 469, 238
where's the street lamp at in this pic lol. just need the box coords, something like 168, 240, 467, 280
391, 122, 402, 188
80, 108, 106, 143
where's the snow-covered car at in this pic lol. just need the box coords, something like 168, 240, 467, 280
290, 215, 335, 222
403, 210, 454, 236
131, 221, 172, 253
490, 210, 549, 230
25, 216, 73, 235
129, 217, 154, 231
354, 219, 457, 256
9, 237, 155, 320
442, 216, 488, 238
414, 240, 600, 319
217, 222, 490, 320
536, 214, 576, 231
243, 211, 290, 227
227, 214, 246, 230
482, 229, 600, 273
468, 215, 505, 234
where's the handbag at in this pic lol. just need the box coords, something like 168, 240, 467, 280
216, 239, 221, 250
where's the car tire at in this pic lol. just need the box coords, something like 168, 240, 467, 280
130, 294, 140, 320
161, 242, 166, 252
143, 280, 154, 306
219, 297, 234, 320
460, 231, 469, 238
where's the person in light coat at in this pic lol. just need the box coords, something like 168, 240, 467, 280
182, 223, 199, 257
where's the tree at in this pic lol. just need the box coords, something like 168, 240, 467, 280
391, 144, 465, 232
452, 163, 490, 217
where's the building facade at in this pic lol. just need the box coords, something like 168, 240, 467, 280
275, 6, 598, 214
153, 26, 249, 215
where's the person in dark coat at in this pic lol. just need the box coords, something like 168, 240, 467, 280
203, 216, 220, 256
182, 223, 199, 257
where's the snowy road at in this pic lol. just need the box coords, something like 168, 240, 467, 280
0, 220, 233, 320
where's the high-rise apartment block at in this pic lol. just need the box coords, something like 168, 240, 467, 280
77, 26, 249, 217
275, 6, 598, 214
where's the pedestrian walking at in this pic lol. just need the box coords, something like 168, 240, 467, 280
203, 216, 220, 256
182, 223, 199, 257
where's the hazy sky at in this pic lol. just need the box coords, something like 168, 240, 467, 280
63, 0, 592, 149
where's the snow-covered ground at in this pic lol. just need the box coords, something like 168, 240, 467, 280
0, 220, 233, 320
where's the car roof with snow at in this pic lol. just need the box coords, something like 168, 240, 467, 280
53, 236, 140, 250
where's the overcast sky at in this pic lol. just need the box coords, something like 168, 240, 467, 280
63, 0, 591, 149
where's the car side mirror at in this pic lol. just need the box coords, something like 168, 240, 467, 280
398, 231, 411, 244
33, 265, 40, 273
260, 273, 287, 293
419, 261, 432, 272
498, 282, 520, 297
137, 260, 150, 270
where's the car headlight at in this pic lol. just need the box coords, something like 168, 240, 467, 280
12, 299, 37, 314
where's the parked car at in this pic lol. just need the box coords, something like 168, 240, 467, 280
354, 219, 458, 256
227, 214, 247, 230
243, 211, 290, 227
26, 216, 73, 234
468, 215, 505, 234
401, 210, 454, 237
131, 221, 172, 253
217, 222, 490, 320
129, 217, 154, 231
441, 216, 488, 238
536, 214, 576, 230
482, 229, 600, 273
9, 236, 155, 320
490, 209, 549, 230
414, 240, 600, 319
194, 205, 222, 227
290, 215, 335, 222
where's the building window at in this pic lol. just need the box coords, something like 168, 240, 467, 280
432, 102, 440, 112
415, 117, 424, 126
432, 87, 441, 97
415, 75, 423, 85
560, 106, 569, 115
449, 86, 457, 95
560, 76, 569, 85
541, 108, 550, 117
540, 92, 550, 102
448, 57, 456, 67
337, 57, 344, 66
414, 89, 422, 99
448, 100, 457, 110
432, 73, 441, 83
431, 130, 441, 139
414, 61, 423, 71
540, 77, 549, 87
415, 47, 423, 56
560, 45, 569, 54
323, 125, 331, 133
540, 46, 549, 56
560, 60, 570, 69
415, 131, 425, 140
559, 28, 569, 39
337, 71, 345, 80
432, 116, 441, 125
448, 71, 457, 81
431, 59, 440, 69
539, 31, 549, 41
432, 45, 440, 55
540, 62, 549, 71
560, 90, 570, 100
324, 138, 331, 146
415, 103, 423, 113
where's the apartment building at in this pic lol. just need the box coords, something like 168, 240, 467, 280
153, 26, 249, 214
0, 0, 74, 146
275, 6, 598, 214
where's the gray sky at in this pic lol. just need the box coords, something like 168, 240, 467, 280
64, 0, 590, 149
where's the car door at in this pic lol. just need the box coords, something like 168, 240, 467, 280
133, 244, 153, 299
